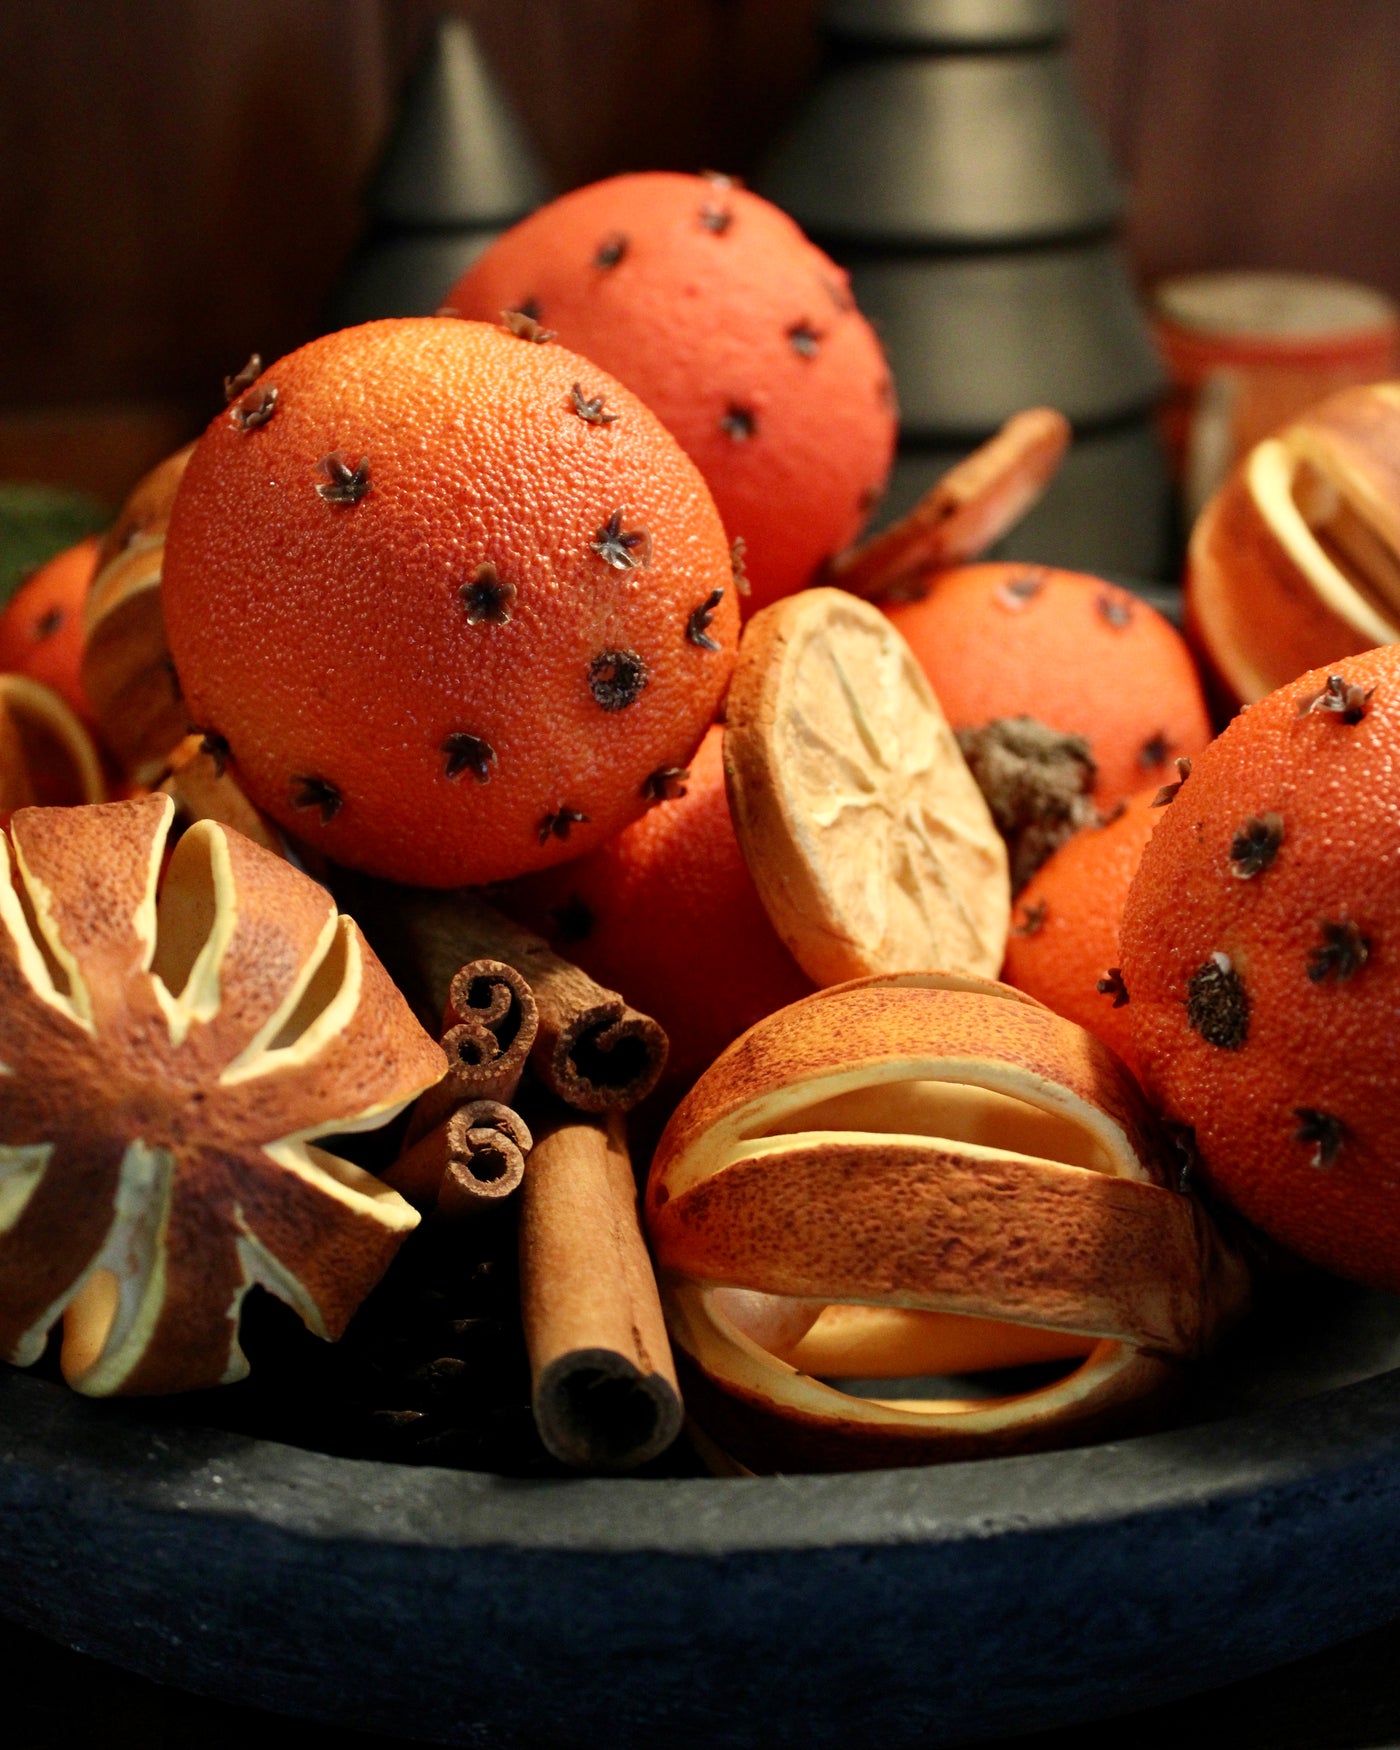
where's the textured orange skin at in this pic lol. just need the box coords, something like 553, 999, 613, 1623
0, 537, 98, 721
1120, 644, 1400, 1291
499, 725, 813, 1099
444, 172, 896, 615
885, 564, 1212, 807
162, 319, 738, 887
1002, 787, 1162, 1071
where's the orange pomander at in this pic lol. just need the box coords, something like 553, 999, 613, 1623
1120, 646, 1400, 1290
444, 172, 896, 614
1002, 787, 1163, 1071
884, 563, 1212, 808
500, 725, 813, 1101
161, 318, 738, 888
0, 536, 99, 721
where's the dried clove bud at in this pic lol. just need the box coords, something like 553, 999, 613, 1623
719, 405, 757, 443
1097, 967, 1129, 1007
1139, 732, 1171, 769
1308, 919, 1370, 984
1013, 899, 1048, 937
539, 805, 589, 844
994, 572, 1046, 611
316, 452, 371, 506
787, 322, 821, 358
442, 732, 497, 783
223, 353, 263, 402
197, 729, 231, 777
501, 309, 556, 343
1229, 812, 1284, 879
460, 562, 516, 626
642, 766, 690, 804
229, 384, 278, 431
292, 773, 343, 823
1096, 592, 1134, 629
594, 233, 628, 269
591, 511, 652, 572
698, 202, 733, 235
571, 383, 620, 425
686, 588, 725, 652
1297, 673, 1375, 724
1152, 756, 1192, 807
1294, 1107, 1346, 1169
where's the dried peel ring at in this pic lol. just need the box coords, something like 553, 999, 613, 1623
646, 972, 1248, 1473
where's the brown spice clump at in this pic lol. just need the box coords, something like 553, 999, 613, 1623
955, 715, 1100, 893
1186, 952, 1249, 1050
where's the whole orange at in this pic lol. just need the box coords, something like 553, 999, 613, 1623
1001, 787, 1162, 1070
1119, 647, 1400, 1289
161, 319, 738, 887
443, 172, 896, 614
0, 536, 99, 721
884, 564, 1212, 808
500, 725, 813, 1099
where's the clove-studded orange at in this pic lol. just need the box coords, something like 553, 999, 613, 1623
443, 172, 896, 614
161, 318, 738, 887
885, 564, 1212, 808
1002, 786, 1163, 1072
0, 536, 99, 722
1119, 645, 1400, 1291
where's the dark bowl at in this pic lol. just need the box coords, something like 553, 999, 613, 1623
4, 1276, 1400, 1749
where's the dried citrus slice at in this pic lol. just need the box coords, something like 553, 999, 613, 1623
723, 587, 1010, 985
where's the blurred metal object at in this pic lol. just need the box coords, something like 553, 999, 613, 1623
762, 47, 1120, 248
825, 0, 1069, 48
758, 0, 1170, 575
852, 241, 1161, 437
326, 16, 548, 328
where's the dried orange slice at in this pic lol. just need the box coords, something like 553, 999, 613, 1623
723, 587, 1010, 985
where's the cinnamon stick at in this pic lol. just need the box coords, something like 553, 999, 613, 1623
829, 407, 1071, 602
339, 879, 668, 1113
404, 958, 538, 1145
519, 1111, 682, 1472
388, 1100, 532, 1217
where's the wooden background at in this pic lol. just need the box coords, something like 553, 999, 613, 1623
5, 0, 1400, 496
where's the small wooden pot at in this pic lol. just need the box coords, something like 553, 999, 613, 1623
646, 972, 1247, 1473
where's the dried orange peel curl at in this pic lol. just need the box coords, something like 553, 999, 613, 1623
0, 674, 106, 821
0, 794, 444, 1396
81, 444, 194, 784
828, 407, 1071, 603
1188, 383, 1400, 706
646, 973, 1248, 1473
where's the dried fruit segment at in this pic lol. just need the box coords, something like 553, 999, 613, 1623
0, 795, 443, 1396
724, 588, 1009, 986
